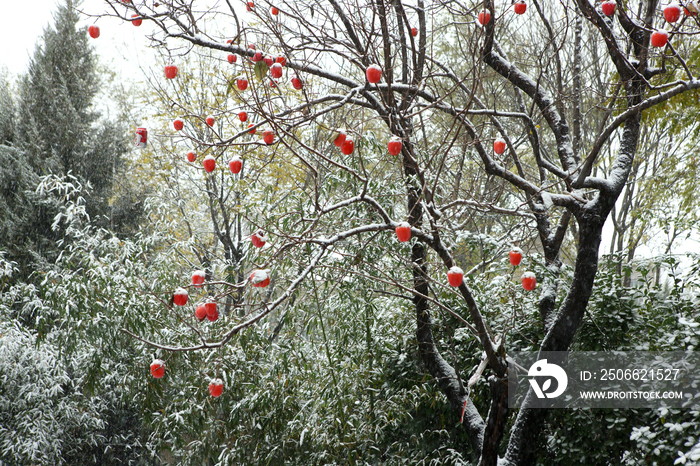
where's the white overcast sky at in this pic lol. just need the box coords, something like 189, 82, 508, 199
0, 0, 62, 76
0, 0, 154, 79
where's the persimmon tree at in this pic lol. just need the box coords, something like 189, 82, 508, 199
94, 0, 700, 464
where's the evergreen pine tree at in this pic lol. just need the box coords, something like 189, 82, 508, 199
1, 0, 137, 280
0, 70, 45, 278
16, 0, 127, 220
0, 69, 15, 145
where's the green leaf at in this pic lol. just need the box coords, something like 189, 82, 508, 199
329, 129, 345, 144
254, 61, 269, 82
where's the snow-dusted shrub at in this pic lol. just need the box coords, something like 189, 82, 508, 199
0, 321, 103, 465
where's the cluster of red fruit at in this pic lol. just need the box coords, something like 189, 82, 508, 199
508, 248, 537, 291
190, 273, 217, 320
174, 39, 305, 172
325, 63, 390, 156
476, 2, 527, 27
445, 247, 536, 291
394, 221, 537, 291
152, 264, 272, 387
230, 44, 302, 91
333, 130, 354, 155
600, 1, 694, 48
174, 129, 268, 174
195, 301, 219, 322
469, 2, 678, 50
170, 265, 270, 322
330, 65, 404, 157
167, 42, 303, 95
187, 273, 222, 322
174, 115, 249, 173
150, 360, 224, 397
